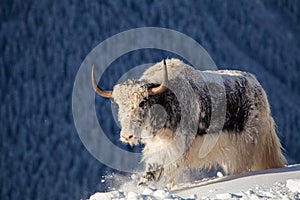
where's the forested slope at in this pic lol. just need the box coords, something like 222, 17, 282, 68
1, 1, 299, 199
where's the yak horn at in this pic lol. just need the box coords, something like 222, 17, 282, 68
92, 65, 113, 99
148, 59, 168, 95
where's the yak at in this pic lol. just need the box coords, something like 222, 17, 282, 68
92, 58, 286, 188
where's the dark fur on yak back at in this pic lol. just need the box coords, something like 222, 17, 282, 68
153, 73, 255, 136
222, 75, 252, 133
190, 74, 254, 135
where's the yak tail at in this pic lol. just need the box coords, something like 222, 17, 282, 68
253, 116, 287, 170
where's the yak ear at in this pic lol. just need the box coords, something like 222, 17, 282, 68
146, 83, 160, 89
146, 83, 167, 96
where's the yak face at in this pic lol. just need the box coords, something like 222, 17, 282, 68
92, 60, 179, 146
112, 79, 149, 145
112, 79, 180, 146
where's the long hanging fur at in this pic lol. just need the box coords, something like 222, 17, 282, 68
111, 58, 286, 187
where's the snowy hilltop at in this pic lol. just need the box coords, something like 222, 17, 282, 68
89, 165, 300, 200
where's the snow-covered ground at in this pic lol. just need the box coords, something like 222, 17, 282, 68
89, 165, 300, 200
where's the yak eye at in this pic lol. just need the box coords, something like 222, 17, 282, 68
139, 100, 146, 108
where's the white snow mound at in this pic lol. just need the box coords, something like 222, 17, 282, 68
89, 165, 300, 200
89, 188, 185, 200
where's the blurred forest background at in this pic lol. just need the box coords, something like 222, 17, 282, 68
1, 0, 300, 199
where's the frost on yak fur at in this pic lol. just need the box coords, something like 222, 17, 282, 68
111, 58, 286, 187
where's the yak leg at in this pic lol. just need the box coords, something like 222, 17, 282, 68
138, 163, 163, 186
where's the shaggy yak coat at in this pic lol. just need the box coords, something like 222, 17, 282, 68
103, 59, 286, 187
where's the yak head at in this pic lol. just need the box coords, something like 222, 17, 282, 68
92, 60, 180, 146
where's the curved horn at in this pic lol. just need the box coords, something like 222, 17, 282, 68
148, 59, 168, 95
92, 65, 113, 99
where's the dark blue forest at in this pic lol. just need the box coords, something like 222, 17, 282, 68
1, 1, 300, 199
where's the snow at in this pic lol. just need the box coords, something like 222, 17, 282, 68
89, 188, 184, 200
215, 193, 233, 199
216, 172, 223, 178
89, 191, 125, 200
89, 165, 300, 200
286, 179, 300, 193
